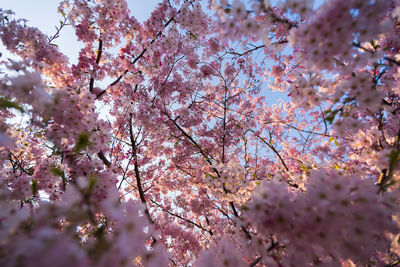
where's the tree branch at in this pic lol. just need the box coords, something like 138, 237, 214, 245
150, 199, 213, 235
89, 39, 103, 93
129, 114, 154, 224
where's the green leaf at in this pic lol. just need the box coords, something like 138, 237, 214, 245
75, 133, 90, 152
370, 39, 380, 49
333, 163, 340, 170
324, 110, 338, 124
50, 166, 66, 184
389, 149, 399, 168
325, 116, 334, 124
206, 173, 216, 179
88, 175, 97, 191
300, 164, 308, 172
329, 137, 339, 146
0, 97, 24, 112
31, 179, 38, 196
334, 139, 339, 146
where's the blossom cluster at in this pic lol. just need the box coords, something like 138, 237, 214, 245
289, 0, 390, 71
245, 170, 398, 265
205, 160, 257, 204
0, 0, 399, 266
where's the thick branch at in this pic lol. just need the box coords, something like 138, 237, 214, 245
129, 114, 154, 224
97, 150, 111, 167
89, 39, 103, 93
249, 256, 262, 267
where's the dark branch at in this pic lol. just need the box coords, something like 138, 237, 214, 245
89, 39, 103, 93
129, 114, 154, 224
150, 199, 213, 235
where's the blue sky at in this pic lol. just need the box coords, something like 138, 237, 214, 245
0, 0, 161, 62
0, 0, 326, 62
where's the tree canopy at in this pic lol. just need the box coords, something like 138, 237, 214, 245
0, 0, 399, 266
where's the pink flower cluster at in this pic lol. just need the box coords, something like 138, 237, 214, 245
0, 0, 399, 266
245, 170, 398, 265
289, 0, 391, 70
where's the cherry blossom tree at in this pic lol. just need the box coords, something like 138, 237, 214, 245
0, 0, 399, 266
